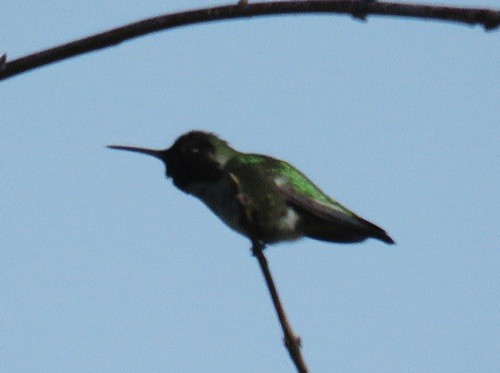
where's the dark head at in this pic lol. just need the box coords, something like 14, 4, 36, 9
108, 130, 237, 190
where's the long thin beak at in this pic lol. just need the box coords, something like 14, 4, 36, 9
107, 145, 169, 162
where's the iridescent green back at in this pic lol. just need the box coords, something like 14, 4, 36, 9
230, 153, 355, 216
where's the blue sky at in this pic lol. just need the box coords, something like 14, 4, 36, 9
2, 1, 499, 372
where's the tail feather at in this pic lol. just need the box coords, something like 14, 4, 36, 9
357, 216, 395, 244
300, 213, 395, 245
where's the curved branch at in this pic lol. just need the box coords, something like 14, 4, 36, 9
1, 1, 498, 81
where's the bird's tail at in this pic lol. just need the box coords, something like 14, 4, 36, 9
357, 216, 395, 244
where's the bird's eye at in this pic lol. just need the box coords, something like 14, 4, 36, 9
186, 142, 212, 156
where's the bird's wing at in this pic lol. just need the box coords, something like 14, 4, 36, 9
226, 154, 394, 244
258, 156, 358, 218
278, 181, 394, 244
276, 181, 361, 226
263, 157, 395, 244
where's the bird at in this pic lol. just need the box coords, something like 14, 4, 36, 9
108, 130, 394, 246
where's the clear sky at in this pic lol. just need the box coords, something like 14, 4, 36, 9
2, 1, 499, 372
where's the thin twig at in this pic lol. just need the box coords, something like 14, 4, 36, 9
229, 173, 309, 373
251, 243, 308, 373
1, 1, 498, 81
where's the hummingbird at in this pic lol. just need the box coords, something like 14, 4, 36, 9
108, 131, 394, 246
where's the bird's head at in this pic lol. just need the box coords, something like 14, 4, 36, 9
108, 130, 236, 190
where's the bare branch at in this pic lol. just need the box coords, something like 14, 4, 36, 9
229, 173, 309, 373
0, 54, 7, 72
1, 1, 498, 81
251, 244, 308, 373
